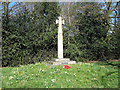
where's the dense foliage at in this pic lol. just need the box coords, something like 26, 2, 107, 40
2, 2, 60, 66
2, 2, 120, 67
63, 2, 120, 62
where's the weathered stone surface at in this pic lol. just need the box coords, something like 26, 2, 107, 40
56, 16, 64, 59
47, 60, 76, 66
53, 58, 70, 62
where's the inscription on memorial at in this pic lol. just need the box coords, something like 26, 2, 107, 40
62, 62, 68, 65
58, 33, 62, 40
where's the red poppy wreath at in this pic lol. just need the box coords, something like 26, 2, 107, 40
63, 65, 70, 69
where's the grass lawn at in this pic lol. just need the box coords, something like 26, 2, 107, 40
2, 61, 119, 88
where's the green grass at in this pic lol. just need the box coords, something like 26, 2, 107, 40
2, 61, 119, 88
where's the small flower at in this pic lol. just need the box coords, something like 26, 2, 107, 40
51, 79, 56, 82
64, 72, 69, 74
100, 66, 105, 68
41, 70, 44, 71
93, 78, 97, 80
12, 71, 16, 74
57, 69, 60, 71
107, 69, 110, 72
50, 72, 53, 75
74, 73, 76, 76
65, 72, 67, 73
9, 76, 13, 80
16, 68, 18, 71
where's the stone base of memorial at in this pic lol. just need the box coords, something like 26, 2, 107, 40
48, 58, 76, 65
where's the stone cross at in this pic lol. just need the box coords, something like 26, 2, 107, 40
56, 16, 64, 59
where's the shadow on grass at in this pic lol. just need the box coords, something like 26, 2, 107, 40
95, 61, 119, 68
105, 62, 119, 67
101, 71, 118, 88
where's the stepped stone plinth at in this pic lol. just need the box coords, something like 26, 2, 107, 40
47, 58, 76, 65
53, 58, 70, 62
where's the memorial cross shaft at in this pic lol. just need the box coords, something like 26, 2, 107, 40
56, 16, 64, 59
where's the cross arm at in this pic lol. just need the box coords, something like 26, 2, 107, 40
56, 20, 59, 24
